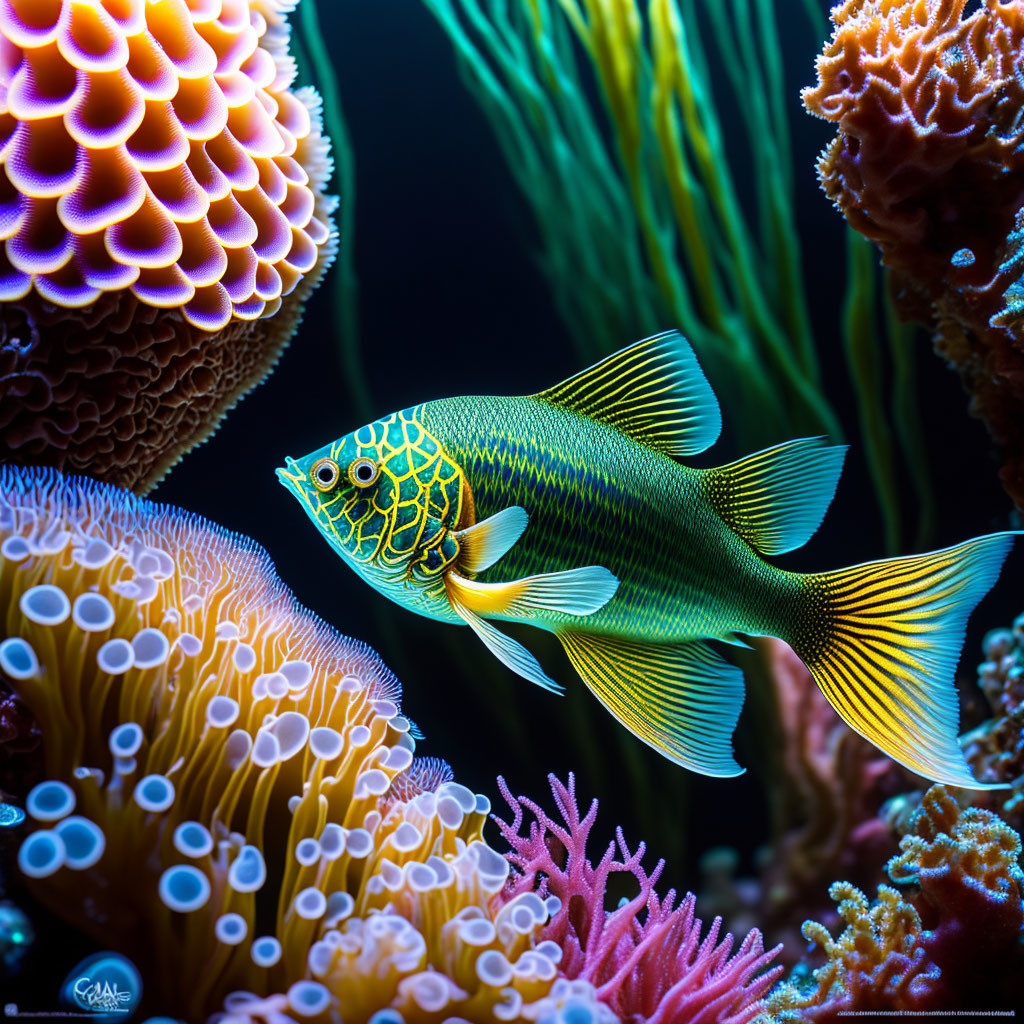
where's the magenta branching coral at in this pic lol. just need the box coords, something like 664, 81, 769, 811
493, 773, 783, 1024
771, 784, 1024, 1017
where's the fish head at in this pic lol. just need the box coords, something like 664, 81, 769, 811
276, 406, 471, 620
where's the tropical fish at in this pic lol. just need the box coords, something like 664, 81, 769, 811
277, 332, 1015, 787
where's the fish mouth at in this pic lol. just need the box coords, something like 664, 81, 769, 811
276, 456, 304, 494
277, 456, 332, 536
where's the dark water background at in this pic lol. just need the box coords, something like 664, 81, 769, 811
154, 0, 1018, 892
6, 0, 1020, 1003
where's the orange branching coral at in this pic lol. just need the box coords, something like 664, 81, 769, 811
770, 882, 934, 1018
803, 0, 1024, 506
770, 785, 1024, 1018
0, 467, 567, 1022
0, 0, 337, 492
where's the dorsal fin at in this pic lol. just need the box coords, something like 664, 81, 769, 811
535, 331, 721, 456
707, 437, 848, 555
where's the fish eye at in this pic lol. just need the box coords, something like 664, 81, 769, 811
310, 458, 340, 492
348, 457, 380, 489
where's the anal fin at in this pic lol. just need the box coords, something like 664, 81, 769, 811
556, 631, 746, 776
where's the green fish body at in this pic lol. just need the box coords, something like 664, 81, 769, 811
420, 393, 799, 641
278, 333, 1015, 787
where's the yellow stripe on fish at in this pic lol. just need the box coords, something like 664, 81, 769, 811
277, 331, 1017, 788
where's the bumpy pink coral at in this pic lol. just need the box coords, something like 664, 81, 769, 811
493, 773, 783, 1024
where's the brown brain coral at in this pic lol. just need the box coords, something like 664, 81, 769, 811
0, 0, 336, 492
803, 0, 1024, 508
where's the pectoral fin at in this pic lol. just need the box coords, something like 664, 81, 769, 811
556, 631, 746, 777
454, 506, 529, 573
448, 590, 562, 694
447, 566, 619, 619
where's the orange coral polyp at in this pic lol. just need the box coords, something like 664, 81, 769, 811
0, 0, 334, 331
0, 0, 64, 48
60, 1, 131, 73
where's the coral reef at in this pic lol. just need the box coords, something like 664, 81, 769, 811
0, 0, 337, 492
960, 614, 1024, 827
699, 639, 907, 961
494, 773, 783, 1024
803, 0, 1024, 506
0, 466, 571, 1021
771, 784, 1024, 1017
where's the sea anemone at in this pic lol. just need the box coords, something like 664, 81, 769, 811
0, 466, 574, 1022
0, 0, 337, 492
803, 0, 1024, 507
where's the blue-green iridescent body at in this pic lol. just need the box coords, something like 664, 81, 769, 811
278, 333, 1016, 787
420, 395, 798, 639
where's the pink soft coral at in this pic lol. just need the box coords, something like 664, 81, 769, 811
492, 773, 783, 1024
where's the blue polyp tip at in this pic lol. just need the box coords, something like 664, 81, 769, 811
134, 774, 174, 813
0, 803, 25, 827
18, 830, 64, 878
951, 247, 976, 268
563, 1003, 598, 1024
173, 821, 212, 857
250, 936, 282, 967
56, 817, 104, 869
142, 778, 169, 802
27, 781, 74, 820
159, 865, 210, 912
289, 981, 330, 1011
229, 845, 266, 892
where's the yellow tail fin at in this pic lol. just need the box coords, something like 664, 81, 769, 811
791, 533, 1016, 788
